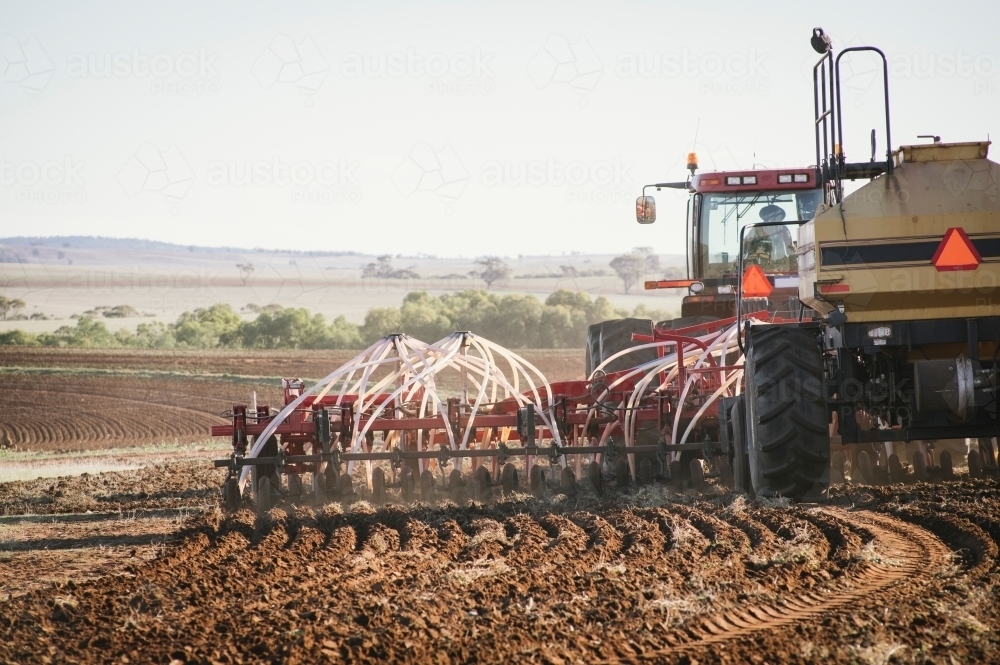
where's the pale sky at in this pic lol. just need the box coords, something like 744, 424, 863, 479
2, 0, 998, 257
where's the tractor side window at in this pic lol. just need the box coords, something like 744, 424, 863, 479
796, 189, 822, 221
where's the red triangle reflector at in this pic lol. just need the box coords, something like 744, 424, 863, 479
932, 227, 981, 271
741, 264, 773, 297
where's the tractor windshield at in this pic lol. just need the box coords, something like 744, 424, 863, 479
698, 189, 822, 278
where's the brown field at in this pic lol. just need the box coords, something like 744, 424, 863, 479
2, 348, 1000, 663
2, 462, 1000, 663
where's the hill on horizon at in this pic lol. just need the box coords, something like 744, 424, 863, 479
0, 235, 363, 256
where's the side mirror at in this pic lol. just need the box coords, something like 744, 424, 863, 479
636, 196, 656, 224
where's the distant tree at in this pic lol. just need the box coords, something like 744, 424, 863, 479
609, 254, 646, 293
10, 298, 25, 319
362, 255, 420, 279
0, 297, 26, 321
236, 263, 255, 286
471, 257, 511, 289
633, 247, 660, 272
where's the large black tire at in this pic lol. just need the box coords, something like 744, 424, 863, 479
731, 399, 754, 497
585, 318, 656, 377
744, 326, 830, 501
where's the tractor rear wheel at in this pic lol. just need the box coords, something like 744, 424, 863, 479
744, 326, 830, 501
585, 318, 656, 377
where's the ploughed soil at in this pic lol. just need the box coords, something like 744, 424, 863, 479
2, 457, 1000, 664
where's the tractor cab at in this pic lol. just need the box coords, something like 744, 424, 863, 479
637, 156, 822, 320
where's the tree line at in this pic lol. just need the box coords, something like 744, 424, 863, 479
0, 290, 675, 350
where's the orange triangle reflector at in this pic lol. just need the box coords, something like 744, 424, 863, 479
741, 264, 773, 297
932, 227, 981, 271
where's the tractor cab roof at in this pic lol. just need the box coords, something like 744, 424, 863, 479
690, 167, 819, 194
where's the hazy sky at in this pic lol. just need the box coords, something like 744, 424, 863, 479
2, 0, 998, 257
